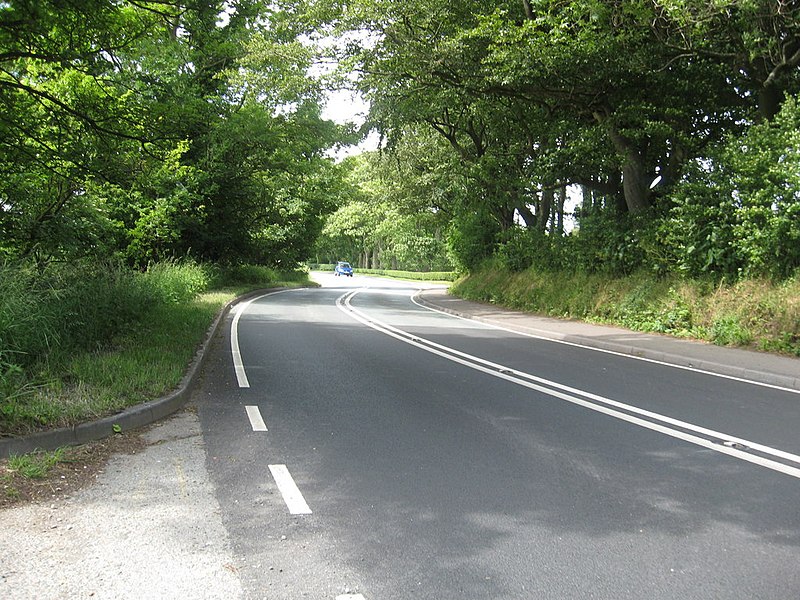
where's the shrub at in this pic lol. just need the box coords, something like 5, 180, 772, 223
495, 227, 573, 273
446, 210, 502, 272
143, 260, 211, 304
662, 95, 800, 280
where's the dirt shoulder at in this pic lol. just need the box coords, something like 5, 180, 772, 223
1, 425, 148, 510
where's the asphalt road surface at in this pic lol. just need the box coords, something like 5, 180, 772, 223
194, 272, 800, 600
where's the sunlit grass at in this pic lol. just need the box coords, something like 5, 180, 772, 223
7, 448, 67, 479
453, 263, 800, 356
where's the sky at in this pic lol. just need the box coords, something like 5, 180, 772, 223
321, 88, 381, 159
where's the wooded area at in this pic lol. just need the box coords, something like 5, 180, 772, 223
319, 0, 800, 279
2, 1, 799, 278
1, 0, 346, 267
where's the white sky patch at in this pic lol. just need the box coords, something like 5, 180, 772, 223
302, 31, 381, 158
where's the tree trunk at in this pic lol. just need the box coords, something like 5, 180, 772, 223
553, 186, 566, 236
621, 157, 650, 213
539, 188, 553, 233
515, 202, 536, 229
595, 112, 651, 213
758, 82, 782, 122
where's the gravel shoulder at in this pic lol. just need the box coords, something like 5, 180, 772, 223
0, 408, 243, 599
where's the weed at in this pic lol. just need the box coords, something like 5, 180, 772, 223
0, 260, 312, 435
8, 448, 67, 479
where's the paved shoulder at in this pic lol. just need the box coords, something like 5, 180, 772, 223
416, 288, 800, 391
0, 411, 242, 600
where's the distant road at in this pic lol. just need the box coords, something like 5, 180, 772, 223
196, 272, 800, 599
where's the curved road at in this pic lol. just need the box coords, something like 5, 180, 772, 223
195, 273, 800, 599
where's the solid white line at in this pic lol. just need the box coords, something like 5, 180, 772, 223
269, 464, 312, 515
245, 405, 268, 431
352, 294, 800, 465
410, 292, 800, 396
338, 290, 800, 480
230, 289, 293, 388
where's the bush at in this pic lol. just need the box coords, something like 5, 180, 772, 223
213, 265, 310, 288
446, 209, 502, 272
495, 227, 573, 273
572, 209, 651, 275
0, 259, 215, 376
143, 260, 211, 304
661, 95, 800, 280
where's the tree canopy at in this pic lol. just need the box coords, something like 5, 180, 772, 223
313, 0, 800, 277
2, 0, 799, 280
0, 0, 345, 266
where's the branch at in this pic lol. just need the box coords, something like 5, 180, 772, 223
0, 76, 148, 145
763, 45, 800, 87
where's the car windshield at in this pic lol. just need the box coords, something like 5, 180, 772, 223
339, 263, 351, 268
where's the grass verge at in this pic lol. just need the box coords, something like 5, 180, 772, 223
452, 260, 800, 356
1, 262, 312, 437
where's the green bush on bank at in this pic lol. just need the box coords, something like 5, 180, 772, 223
452, 260, 800, 356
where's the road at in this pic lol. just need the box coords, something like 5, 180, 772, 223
195, 273, 800, 599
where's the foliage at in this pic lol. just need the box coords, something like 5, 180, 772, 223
0, 1, 342, 268
0, 258, 310, 434
453, 263, 800, 355
0, 259, 210, 376
316, 0, 799, 283
659, 96, 800, 279
357, 269, 458, 282
313, 152, 455, 271
445, 208, 502, 272
495, 227, 573, 273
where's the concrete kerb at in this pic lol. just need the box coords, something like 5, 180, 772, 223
415, 290, 800, 393
0, 287, 282, 460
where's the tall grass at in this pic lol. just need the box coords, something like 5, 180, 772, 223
1, 259, 306, 435
0, 259, 212, 370
452, 260, 800, 356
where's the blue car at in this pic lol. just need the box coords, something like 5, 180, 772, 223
334, 261, 354, 277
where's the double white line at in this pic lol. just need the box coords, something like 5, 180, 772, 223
338, 289, 800, 480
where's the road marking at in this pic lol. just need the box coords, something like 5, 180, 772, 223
338, 289, 800, 480
269, 464, 312, 515
245, 405, 267, 431
230, 289, 293, 388
411, 291, 800, 396
337, 595, 366, 600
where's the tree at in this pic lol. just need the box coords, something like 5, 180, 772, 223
314, 151, 454, 270
1, 0, 344, 266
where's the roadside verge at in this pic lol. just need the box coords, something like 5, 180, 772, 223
0, 288, 278, 459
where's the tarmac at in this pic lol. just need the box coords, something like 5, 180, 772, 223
1, 285, 798, 459
416, 288, 800, 392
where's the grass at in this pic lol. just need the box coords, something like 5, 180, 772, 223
355, 268, 459, 283
452, 260, 800, 356
6, 448, 67, 479
1, 260, 313, 436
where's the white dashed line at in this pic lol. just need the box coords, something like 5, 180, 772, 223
245, 405, 267, 431
268, 464, 312, 515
